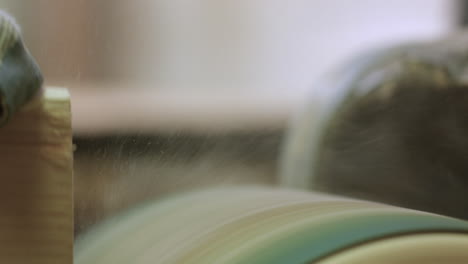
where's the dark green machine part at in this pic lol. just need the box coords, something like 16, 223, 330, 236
0, 11, 43, 126
281, 31, 468, 221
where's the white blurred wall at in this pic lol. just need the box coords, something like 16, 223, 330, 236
256, 0, 456, 95
0, 0, 457, 92
105, 0, 457, 97
0, 0, 458, 95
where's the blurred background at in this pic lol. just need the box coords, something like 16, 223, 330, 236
0, 0, 460, 133
0, 0, 462, 235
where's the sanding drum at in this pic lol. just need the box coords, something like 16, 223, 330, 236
75, 188, 468, 263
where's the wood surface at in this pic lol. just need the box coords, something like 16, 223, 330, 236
0, 87, 73, 263
70, 82, 298, 135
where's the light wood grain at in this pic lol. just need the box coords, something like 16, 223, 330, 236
0, 87, 72, 263
70, 82, 299, 135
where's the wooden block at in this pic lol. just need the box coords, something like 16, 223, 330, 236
0, 87, 73, 263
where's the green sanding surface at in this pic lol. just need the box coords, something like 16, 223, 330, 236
75, 188, 468, 264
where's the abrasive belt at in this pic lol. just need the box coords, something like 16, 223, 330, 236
75, 188, 468, 264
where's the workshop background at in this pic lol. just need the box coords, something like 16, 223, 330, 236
0, 0, 461, 235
